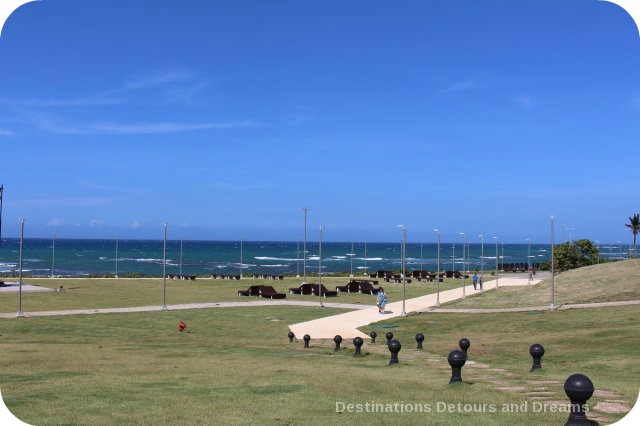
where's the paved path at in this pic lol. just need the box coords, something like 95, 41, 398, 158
422, 299, 640, 313
288, 276, 541, 339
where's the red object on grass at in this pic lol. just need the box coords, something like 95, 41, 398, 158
178, 321, 186, 332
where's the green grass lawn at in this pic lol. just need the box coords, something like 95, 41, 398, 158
0, 276, 464, 313
1, 263, 639, 425
442, 259, 640, 309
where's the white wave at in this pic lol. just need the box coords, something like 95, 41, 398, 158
355, 257, 383, 261
254, 256, 297, 261
99, 257, 108, 260
260, 264, 289, 267
332, 256, 347, 259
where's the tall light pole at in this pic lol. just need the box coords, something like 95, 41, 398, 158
493, 236, 499, 288
398, 225, 407, 317
434, 229, 441, 306
460, 232, 466, 297
618, 241, 622, 261
562, 224, 565, 243
179, 236, 183, 276
162, 222, 167, 311
364, 240, 367, 276
239, 238, 243, 279
420, 241, 423, 271
300, 207, 311, 283
296, 240, 300, 277
51, 233, 56, 278
115, 234, 119, 278
568, 227, 574, 244
526, 238, 531, 283
550, 216, 556, 309
478, 234, 484, 292
318, 225, 325, 307
350, 238, 354, 277
17, 218, 25, 318
501, 242, 504, 271
452, 241, 455, 273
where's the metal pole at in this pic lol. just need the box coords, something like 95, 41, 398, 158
568, 227, 574, 244
180, 236, 183, 276
479, 234, 484, 292
501, 242, 504, 271
240, 238, 243, 279
319, 226, 324, 307
420, 241, 423, 271
526, 238, 531, 284
300, 207, 311, 283
0, 184, 3, 248
364, 240, 367, 276
17, 218, 25, 318
551, 216, 555, 309
460, 233, 466, 297
493, 236, 499, 288
398, 225, 407, 317
162, 222, 167, 311
434, 229, 440, 306
51, 233, 55, 278
115, 234, 119, 278
350, 239, 354, 277
296, 240, 300, 277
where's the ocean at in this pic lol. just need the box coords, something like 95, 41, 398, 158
0, 238, 556, 278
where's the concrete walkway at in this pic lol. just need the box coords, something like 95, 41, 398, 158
288, 276, 541, 339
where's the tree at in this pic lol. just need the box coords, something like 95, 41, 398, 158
625, 213, 640, 258
550, 239, 599, 272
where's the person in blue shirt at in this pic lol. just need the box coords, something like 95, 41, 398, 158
376, 287, 388, 314
472, 273, 478, 290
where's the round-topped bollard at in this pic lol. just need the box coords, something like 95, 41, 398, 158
415, 333, 425, 350
564, 374, 595, 425
334, 335, 343, 352
353, 337, 364, 357
385, 332, 394, 345
459, 338, 471, 359
447, 350, 466, 384
303, 334, 311, 348
287, 331, 295, 343
529, 343, 545, 372
370, 331, 377, 344
388, 340, 401, 365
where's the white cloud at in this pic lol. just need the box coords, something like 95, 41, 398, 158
130, 220, 141, 229
89, 219, 106, 228
47, 218, 79, 227
0, 128, 13, 136
125, 68, 196, 90
441, 75, 490, 94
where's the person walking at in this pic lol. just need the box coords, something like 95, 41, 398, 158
472, 273, 478, 290
376, 287, 388, 314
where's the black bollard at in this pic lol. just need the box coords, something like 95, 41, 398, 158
459, 338, 470, 359
334, 335, 343, 352
564, 374, 596, 426
388, 340, 401, 365
370, 331, 377, 344
353, 337, 364, 357
303, 334, 311, 348
287, 331, 295, 343
386, 332, 394, 345
447, 350, 466, 384
529, 343, 545, 372
415, 333, 425, 350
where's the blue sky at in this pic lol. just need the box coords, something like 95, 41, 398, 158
0, 0, 639, 244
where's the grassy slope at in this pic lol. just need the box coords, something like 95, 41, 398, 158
1, 261, 639, 425
442, 258, 640, 309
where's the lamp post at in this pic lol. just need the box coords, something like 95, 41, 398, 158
51, 233, 55, 278
526, 238, 531, 283
318, 225, 325, 307
162, 222, 167, 311
300, 207, 311, 283
493, 236, 499, 288
501, 242, 504, 271
618, 241, 622, 261
551, 216, 556, 309
296, 240, 300, 277
17, 218, 25, 318
239, 238, 243, 279
398, 225, 407, 317
179, 235, 183, 276
115, 234, 119, 278
364, 240, 367, 276
420, 241, 423, 271
568, 227, 574, 244
459, 232, 466, 298
478, 234, 484, 292
350, 238, 354, 277
434, 229, 441, 306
